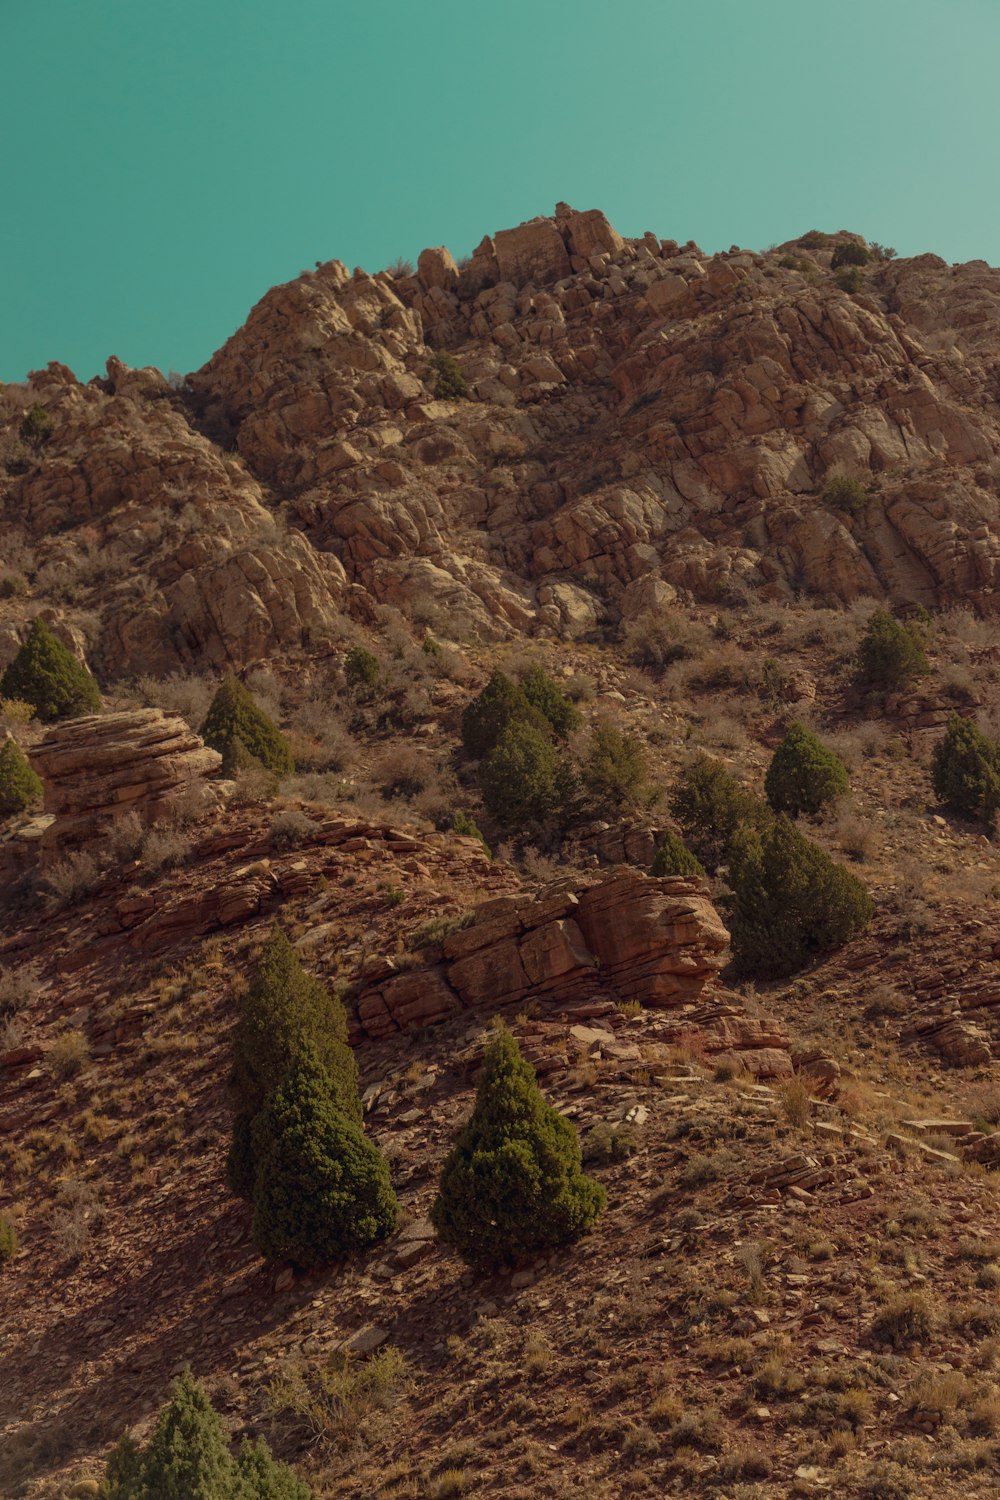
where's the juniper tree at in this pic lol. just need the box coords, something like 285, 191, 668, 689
227, 926, 359, 1199
432, 1024, 605, 1270
0, 618, 101, 722
478, 719, 574, 830
0, 736, 43, 817
931, 712, 1000, 825
460, 670, 546, 759
200, 675, 294, 778
668, 753, 767, 873
650, 830, 705, 878
764, 722, 849, 817
250, 1049, 397, 1267
726, 813, 873, 979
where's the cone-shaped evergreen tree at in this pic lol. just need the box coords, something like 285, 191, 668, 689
250, 1049, 397, 1267
98, 1374, 312, 1500
432, 1024, 606, 1271
0, 618, 101, 722
764, 722, 849, 817
138, 1370, 234, 1500
227, 925, 360, 1198
0, 736, 43, 817
931, 712, 1000, 825
650, 830, 705, 878
668, 753, 768, 873
200, 675, 294, 778
727, 814, 873, 979
234, 1438, 313, 1500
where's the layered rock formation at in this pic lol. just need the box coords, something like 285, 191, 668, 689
30, 709, 221, 847
354, 870, 729, 1040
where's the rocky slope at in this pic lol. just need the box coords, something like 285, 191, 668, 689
4, 206, 1000, 1500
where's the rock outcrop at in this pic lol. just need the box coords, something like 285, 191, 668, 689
5, 206, 1000, 679
29, 709, 221, 848
353, 870, 729, 1041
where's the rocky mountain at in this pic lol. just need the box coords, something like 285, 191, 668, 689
3, 207, 1000, 1500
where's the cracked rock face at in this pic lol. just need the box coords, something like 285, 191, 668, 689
29, 709, 221, 848
4, 206, 1000, 680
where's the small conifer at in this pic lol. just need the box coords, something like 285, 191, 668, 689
668, 754, 767, 873
431, 1024, 605, 1270
650, 830, 705, 878
727, 814, 873, 979
581, 718, 651, 816
931, 712, 1000, 824
478, 719, 574, 830
0, 618, 101, 722
461, 670, 546, 759
519, 665, 581, 739
764, 722, 849, 817
98, 1372, 311, 1500
227, 926, 360, 1198
0, 736, 43, 817
251, 1050, 397, 1267
200, 675, 293, 778
857, 609, 929, 691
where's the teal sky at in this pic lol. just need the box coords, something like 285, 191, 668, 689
3, 0, 998, 383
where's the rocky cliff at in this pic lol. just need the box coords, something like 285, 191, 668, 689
3, 206, 1000, 679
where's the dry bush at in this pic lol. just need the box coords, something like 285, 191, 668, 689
48, 1029, 89, 1079
0, 1014, 27, 1052
102, 810, 145, 864
824, 800, 880, 862
268, 809, 320, 848
623, 611, 709, 674
141, 825, 193, 871
0, 961, 42, 1017
281, 771, 347, 807
267, 1345, 408, 1448
45, 850, 101, 907
372, 745, 432, 801
133, 671, 216, 730
697, 708, 749, 751
49, 1178, 102, 1261
779, 1078, 812, 1128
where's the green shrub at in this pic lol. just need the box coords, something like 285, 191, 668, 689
931, 712, 1000, 824
200, 675, 293, 779
343, 645, 381, 691
0, 1213, 17, 1266
461, 670, 545, 759
727, 814, 873, 978
478, 719, 574, 830
835, 266, 865, 293
857, 609, 929, 691
431, 1023, 605, 1270
650, 830, 705, 878
822, 472, 867, 513
99, 1370, 310, 1500
798, 230, 830, 249
251, 1050, 397, 1267
581, 718, 651, 816
0, 573, 28, 599
227, 926, 360, 1199
764, 722, 849, 817
452, 808, 490, 856
831, 241, 871, 268
519, 665, 581, 739
0, 619, 101, 722
668, 754, 767, 873
0, 736, 43, 817
19, 403, 53, 452
431, 351, 468, 400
